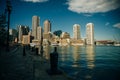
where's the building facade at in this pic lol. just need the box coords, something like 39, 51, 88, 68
86, 23, 94, 45
44, 20, 51, 34
61, 32, 70, 39
32, 16, 40, 39
22, 35, 30, 45
9, 29, 17, 36
18, 25, 24, 43
23, 26, 29, 35
18, 25, 29, 43
43, 20, 51, 39
37, 26, 43, 40
9, 29, 17, 43
73, 24, 81, 39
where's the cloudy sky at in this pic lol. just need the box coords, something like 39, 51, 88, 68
0, 0, 120, 41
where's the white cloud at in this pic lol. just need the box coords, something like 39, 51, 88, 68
66, 0, 120, 13
113, 23, 120, 29
23, 0, 48, 3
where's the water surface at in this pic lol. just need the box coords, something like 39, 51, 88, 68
44, 45, 120, 80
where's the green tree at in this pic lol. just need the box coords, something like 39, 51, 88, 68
0, 14, 7, 46
53, 30, 62, 37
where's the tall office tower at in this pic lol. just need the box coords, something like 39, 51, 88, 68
37, 26, 43, 40
73, 24, 81, 39
9, 29, 17, 36
18, 25, 29, 43
43, 20, 51, 39
23, 26, 29, 35
32, 16, 40, 39
44, 20, 51, 34
18, 25, 24, 43
9, 29, 17, 42
86, 23, 94, 45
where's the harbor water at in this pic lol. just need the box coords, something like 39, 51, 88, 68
44, 45, 120, 80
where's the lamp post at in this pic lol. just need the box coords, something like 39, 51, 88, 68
6, 0, 12, 51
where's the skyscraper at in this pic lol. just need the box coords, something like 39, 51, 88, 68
18, 25, 24, 43
73, 24, 81, 39
23, 26, 29, 35
18, 25, 29, 43
44, 20, 51, 34
37, 26, 42, 40
86, 23, 94, 45
43, 20, 51, 39
32, 16, 40, 39
9, 29, 17, 36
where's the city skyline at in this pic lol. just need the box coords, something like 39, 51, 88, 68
0, 0, 120, 41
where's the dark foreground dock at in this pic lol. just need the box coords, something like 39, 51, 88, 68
0, 46, 69, 80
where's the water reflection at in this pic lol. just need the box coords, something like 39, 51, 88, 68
43, 45, 120, 80
72, 46, 81, 67
44, 45, 50, 60
86, 45, 95, 69
43, 45, 95, 69
58, 46, 70, 61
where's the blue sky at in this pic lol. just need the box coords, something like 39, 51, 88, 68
0, 0, 120, 41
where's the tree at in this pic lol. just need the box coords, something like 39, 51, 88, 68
0, 14, 6, 28
0, 14, 7, 46
53, 30, 62, 37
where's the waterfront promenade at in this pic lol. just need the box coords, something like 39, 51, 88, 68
0, 46, 68, 80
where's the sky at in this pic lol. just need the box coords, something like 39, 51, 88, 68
0, 0, 120, 41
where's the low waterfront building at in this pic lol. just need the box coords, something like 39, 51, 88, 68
95, 40, 114, 45
22, 35, 30, 45
60, 32, 70, 39
59, 38, 70, 46
32, 39, 40, 46
71, 39, 84, 46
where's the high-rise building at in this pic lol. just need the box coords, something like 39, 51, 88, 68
43, 20, 51, 39
37, 26, 43, 40
9, 29, 17, 43
9, 29, 17, 36
32, 16, 40, 39
23, 26, 29, 35
18, 25, 29, 43
73, 24, 81, 39
18, 25, 24, 43
44, 20, 51, 34
86, 23, 94, 45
